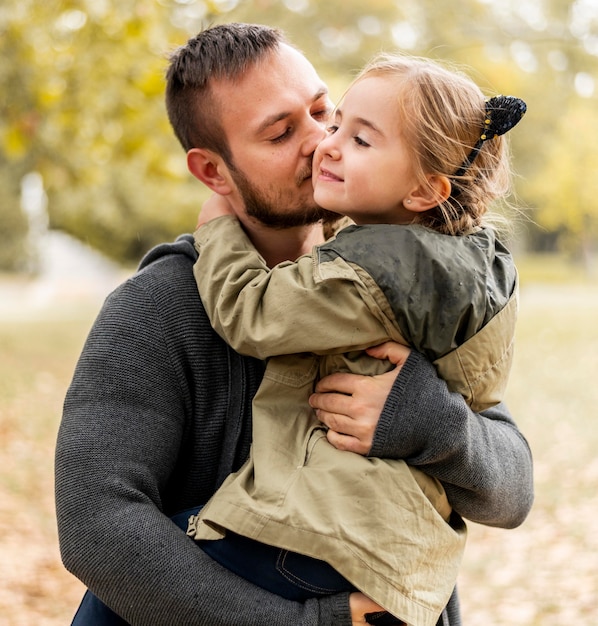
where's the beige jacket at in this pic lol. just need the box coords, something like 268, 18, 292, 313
189, 217, 518, 626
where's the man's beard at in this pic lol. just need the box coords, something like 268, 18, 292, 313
229, 162, 339, 230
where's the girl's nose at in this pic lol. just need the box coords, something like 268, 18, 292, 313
317, 132, 341, 160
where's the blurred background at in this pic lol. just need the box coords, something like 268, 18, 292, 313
1, 0, 597, 624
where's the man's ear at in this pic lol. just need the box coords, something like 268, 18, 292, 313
187, 148, 233, 195
404, 175, 452, 212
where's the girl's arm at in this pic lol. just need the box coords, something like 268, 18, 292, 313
193, 216, 400, 358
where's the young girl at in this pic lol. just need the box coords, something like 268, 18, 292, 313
188, 54, 526, 626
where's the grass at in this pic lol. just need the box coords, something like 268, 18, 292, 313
514, 251, 595, 285
0, 311, 91, 624
458, 280, 598, 624
1, 270, 597, 624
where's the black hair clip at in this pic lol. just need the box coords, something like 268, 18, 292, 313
454, 95, 527, 177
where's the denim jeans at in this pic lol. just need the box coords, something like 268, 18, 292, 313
71, 506, 354, 624
199, 525, 355, 600
178, 507, 356, 600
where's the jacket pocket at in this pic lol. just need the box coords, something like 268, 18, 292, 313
263, 353, 320, 388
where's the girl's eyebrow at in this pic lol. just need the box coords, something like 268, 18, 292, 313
335, 107, 383, 136
355, 117, 383, 136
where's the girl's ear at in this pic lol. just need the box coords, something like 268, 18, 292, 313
187, 148, 234, 195
404, 175, 452, 212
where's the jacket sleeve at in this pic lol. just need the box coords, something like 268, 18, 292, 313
370, 350, 534, 528
193, 217, 401, 358
55, 272, 352, 626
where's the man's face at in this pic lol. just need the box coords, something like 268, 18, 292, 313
212, 44, 337, 228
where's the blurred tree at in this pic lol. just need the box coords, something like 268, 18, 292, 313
526, 97, 598, 268
1, 0, 204, 266
485, 0, 598, 264
0, 157, 30, 271
1, 0, 597, 268
0, 3, 40, 271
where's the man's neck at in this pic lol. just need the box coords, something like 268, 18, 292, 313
245, 222, 326, 268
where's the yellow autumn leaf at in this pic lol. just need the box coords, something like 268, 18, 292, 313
2, 126, 27, 159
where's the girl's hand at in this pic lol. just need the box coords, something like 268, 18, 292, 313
196, 194, 236, 228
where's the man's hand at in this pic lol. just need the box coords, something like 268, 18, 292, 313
309, 342, 411, 455
349, 592, 385, 624
196, 194, 236, 228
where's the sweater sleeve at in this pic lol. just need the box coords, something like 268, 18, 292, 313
370, 350, 534, 528
55, 258, 352, 626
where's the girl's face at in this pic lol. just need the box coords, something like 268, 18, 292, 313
313, 75, 421, 225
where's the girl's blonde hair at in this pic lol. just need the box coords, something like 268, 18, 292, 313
355, 53, 513, 235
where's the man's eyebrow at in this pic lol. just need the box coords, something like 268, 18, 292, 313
255, 111, 292, 136
314, 86, 330, 105
255, 87, 330, 136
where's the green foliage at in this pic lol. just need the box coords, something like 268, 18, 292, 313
1, 0, 205, 264
0, 159, 29, 271
525, 97, 598, 258
1, 0, 597, 266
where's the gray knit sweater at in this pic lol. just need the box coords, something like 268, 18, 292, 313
55, 234, 533, 625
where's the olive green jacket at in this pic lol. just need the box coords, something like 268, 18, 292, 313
189, 217, 517, 626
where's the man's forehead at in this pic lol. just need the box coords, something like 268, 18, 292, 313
212, 64, 329, 137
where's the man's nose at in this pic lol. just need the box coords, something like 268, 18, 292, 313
301, 116, 327, 156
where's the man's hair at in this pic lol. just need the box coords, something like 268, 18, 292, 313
165, 23, 286, 165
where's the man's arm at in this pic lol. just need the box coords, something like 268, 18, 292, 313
55, 251, 353, 626
373, 348, 534, 527
311, 343, 533, 528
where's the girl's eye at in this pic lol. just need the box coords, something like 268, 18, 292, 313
354, 136, 370, 147
326, 125, 339, 134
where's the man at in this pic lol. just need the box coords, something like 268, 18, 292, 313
55, 23, 533, 625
